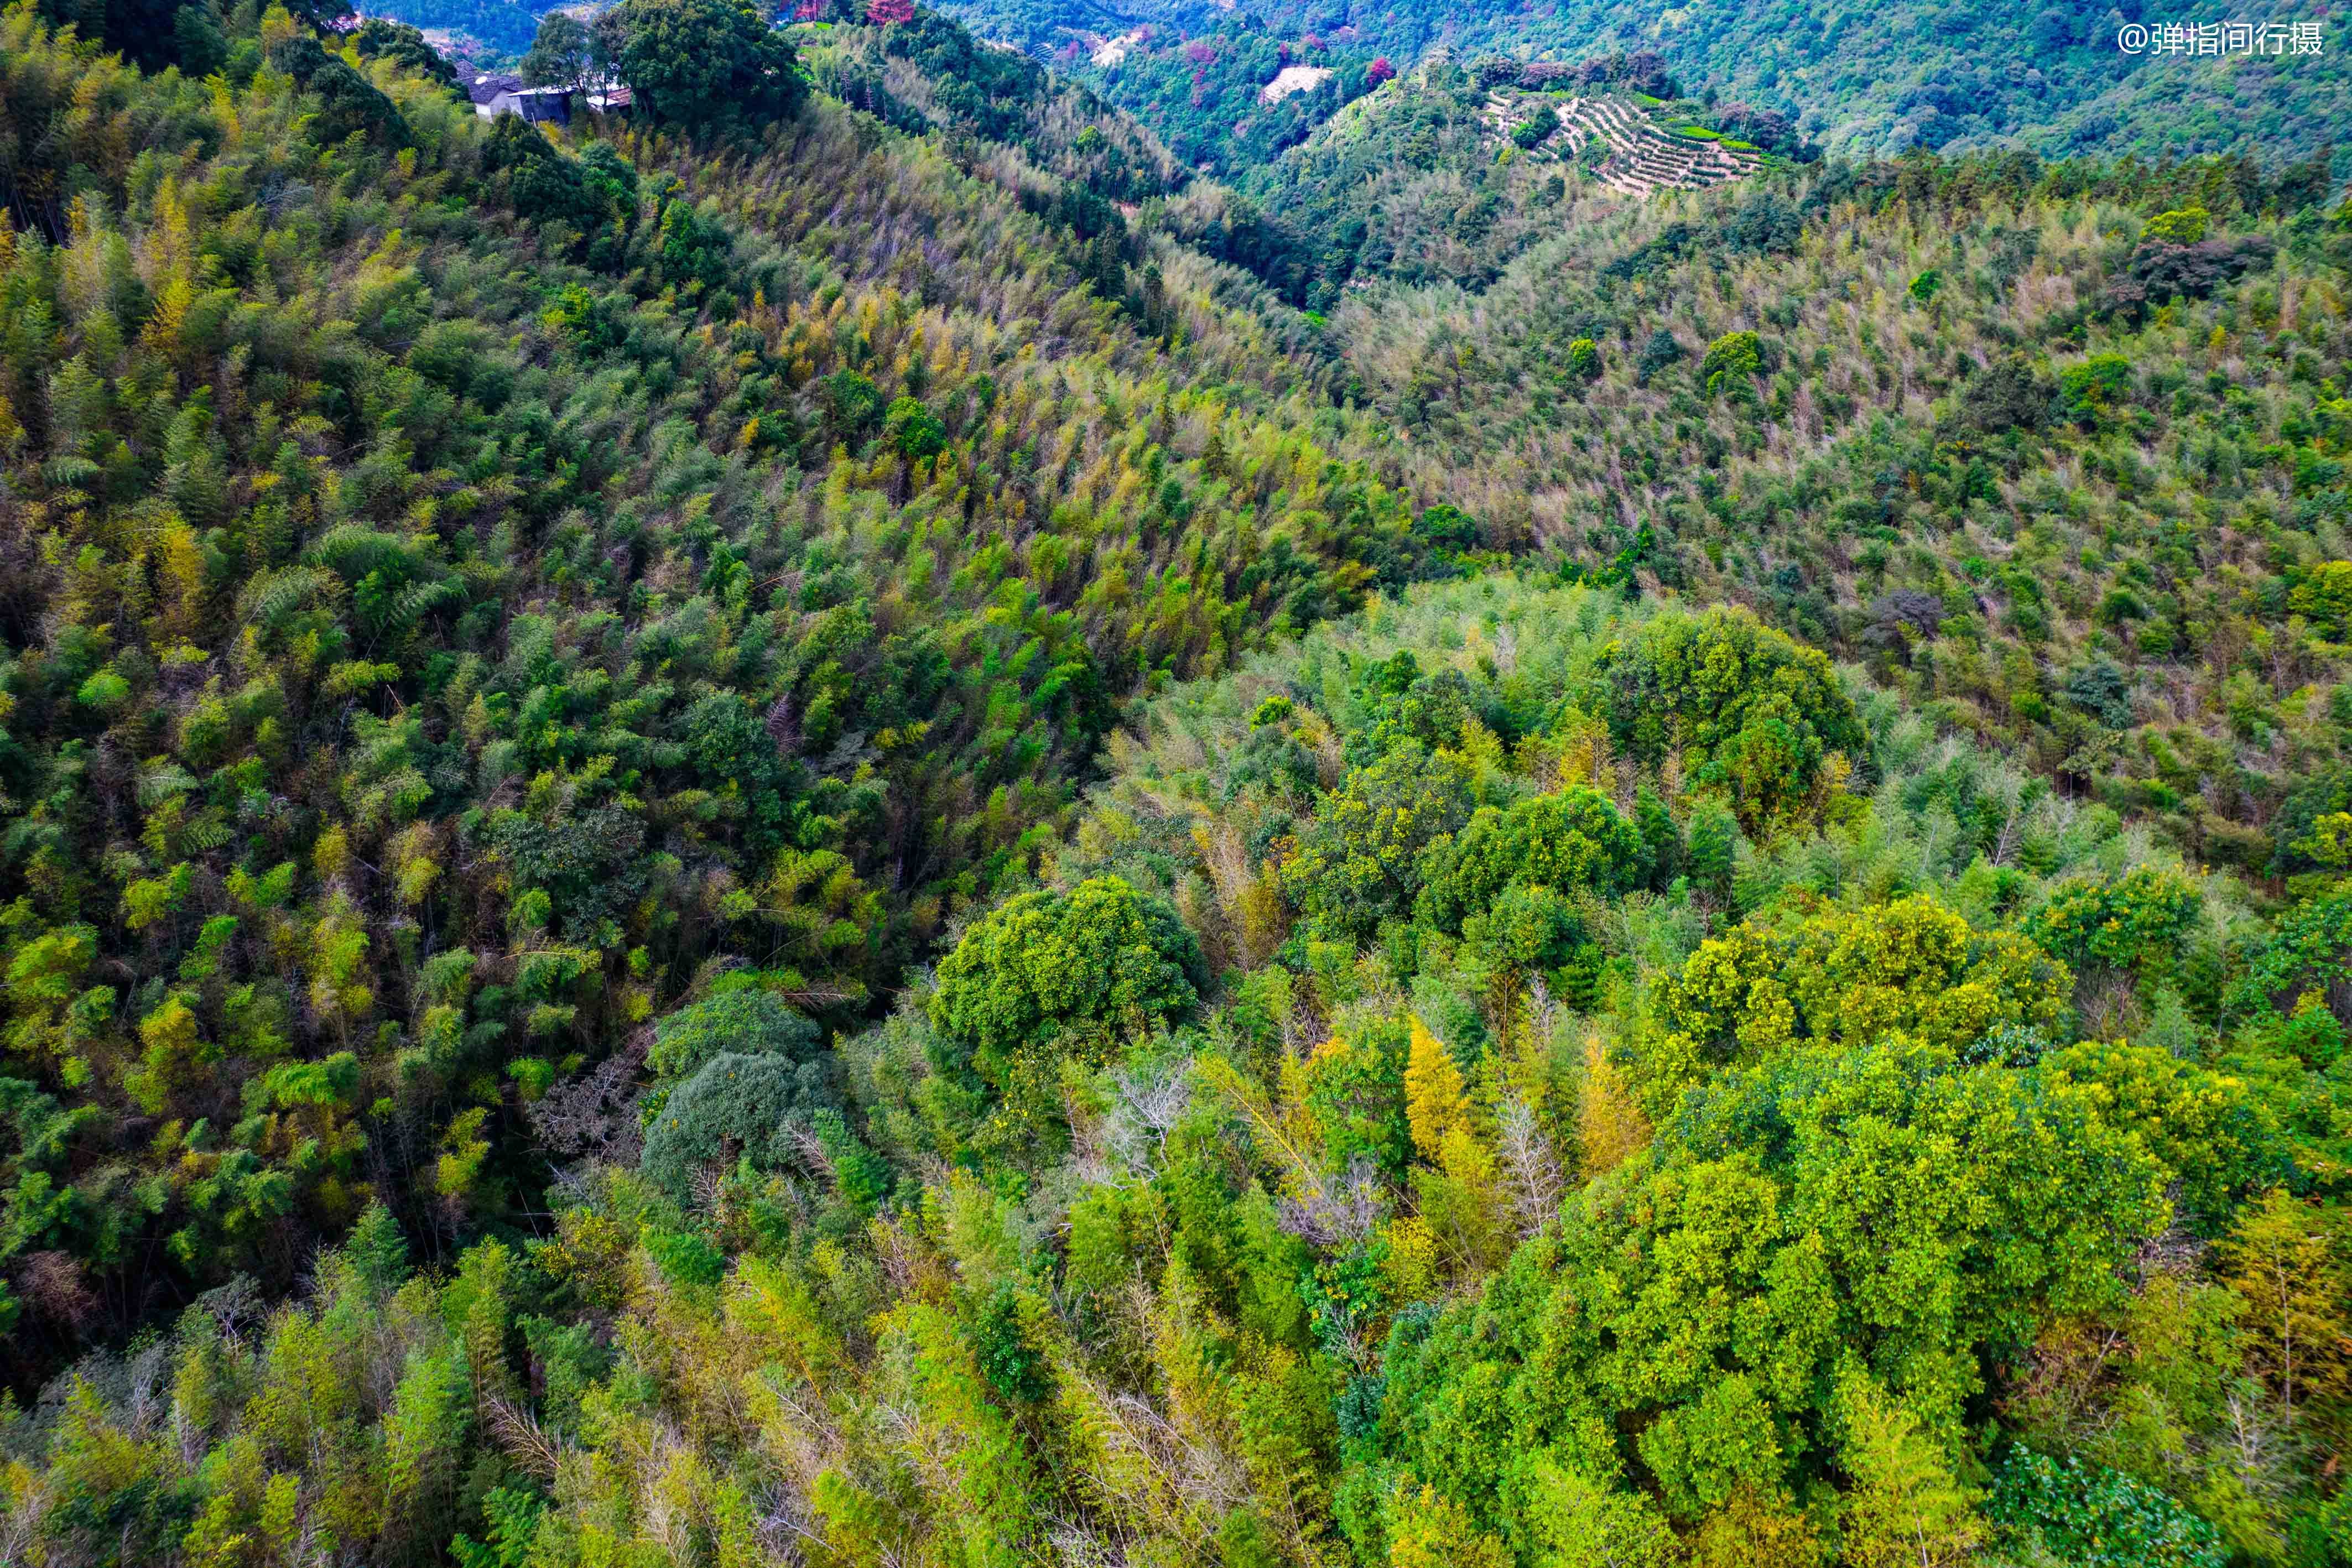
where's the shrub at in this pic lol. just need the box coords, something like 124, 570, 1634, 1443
1636, 328, 1683, 383
639, 1050, 840, 1200
1988, 1450, 2223, 1568
2063, 660, 2133, 727
1959, 353, 2053, 433
648, 991, 824, 1080
1595, 606, 1863, 832
1413, 504, 1481, 552
2142, 205, 2209, 245
885, 395, 948, 461
2059, 353, 2134, 423
2026, 867, 2201, 972
1285, 747, 1476, 935
1699, 330, 1762, 395
1417, 788, 1644, 933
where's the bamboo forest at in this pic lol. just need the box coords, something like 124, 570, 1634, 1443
0, 0, 2349, 1562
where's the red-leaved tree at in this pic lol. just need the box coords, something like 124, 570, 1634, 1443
866, 0, 913, 24
1367, 55, 1396, 85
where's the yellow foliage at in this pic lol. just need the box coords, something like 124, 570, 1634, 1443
1666, 925, 1797, 1059
1662, 895, 2068, 1064
389, 822, 440, 908
1238, 858, 1289, 966
2218, 1187, 2351, 1410
1379, 1216, 1440, 1301
434, 1106, 490, 1206
1577, 1035, 1651, 1178
1390, 1483, 1510, 1568
128, 996, 206, 1115
1832, 1367, 1983, 1568
1450, 716, 1508, 779
155, 515, 207, 635
1688, 1489, 1827, 1567
1404, 1015, 1469, 1161
139, 273, 193, 365
1200, 1050, 1322, 1202
1419, 1122, 1512, 1278
313, 825, 351, 882
726, 1257, 844, 1391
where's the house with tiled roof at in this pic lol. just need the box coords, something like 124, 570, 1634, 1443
467, 73, 570, 124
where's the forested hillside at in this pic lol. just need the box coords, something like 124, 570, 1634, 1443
1325, 147, 2352, 881
1236, 0, 2352, 162
1219, 55, 1808, 304
12, 572, 2352, 1565
795, 7, 1183, 207
0, 0, 1449, 1377
4, 0, 2352, 1565
929, 0, 2348, 206
1054, 17, 1386, 178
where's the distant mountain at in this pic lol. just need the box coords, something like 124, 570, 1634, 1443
938, 0, 2350, 175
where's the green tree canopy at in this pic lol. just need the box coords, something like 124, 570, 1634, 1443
647, 989, 824, 1081
1654, 894, 2070, 1085
1285, 746, 1476, 937
1380, 1031, 2169, 1543
1595, 606, 1865, 832
605, 0, 806, 131
639, 1049, 840, 1201
1416, 786, 1643, 934
519, 11, 596, 95
929, 877, 1205, 1088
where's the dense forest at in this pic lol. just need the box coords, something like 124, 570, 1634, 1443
1058, 18, 1386, 178
2, 0, 2352, 1564
935, 0, 2351, 174
0, 0, 1446, 1368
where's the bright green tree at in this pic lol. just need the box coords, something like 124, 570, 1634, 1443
929, 877, 1204, 1090
1596, 607, 1864, 833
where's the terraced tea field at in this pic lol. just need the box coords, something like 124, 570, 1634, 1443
1485, 90, 1762, 194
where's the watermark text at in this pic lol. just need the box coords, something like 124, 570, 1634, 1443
2116, 19, 2323, 53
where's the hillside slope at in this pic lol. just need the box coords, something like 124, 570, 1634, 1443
1329, 152, 2352, 876
0, 0, 1443, 1374
4, 6, 2352, 1568
11, 570, 2352, 1566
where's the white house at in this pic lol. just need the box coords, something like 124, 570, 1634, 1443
468, 74, 572, 124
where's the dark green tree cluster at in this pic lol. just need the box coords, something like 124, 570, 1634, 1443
603, 0, 806, 132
